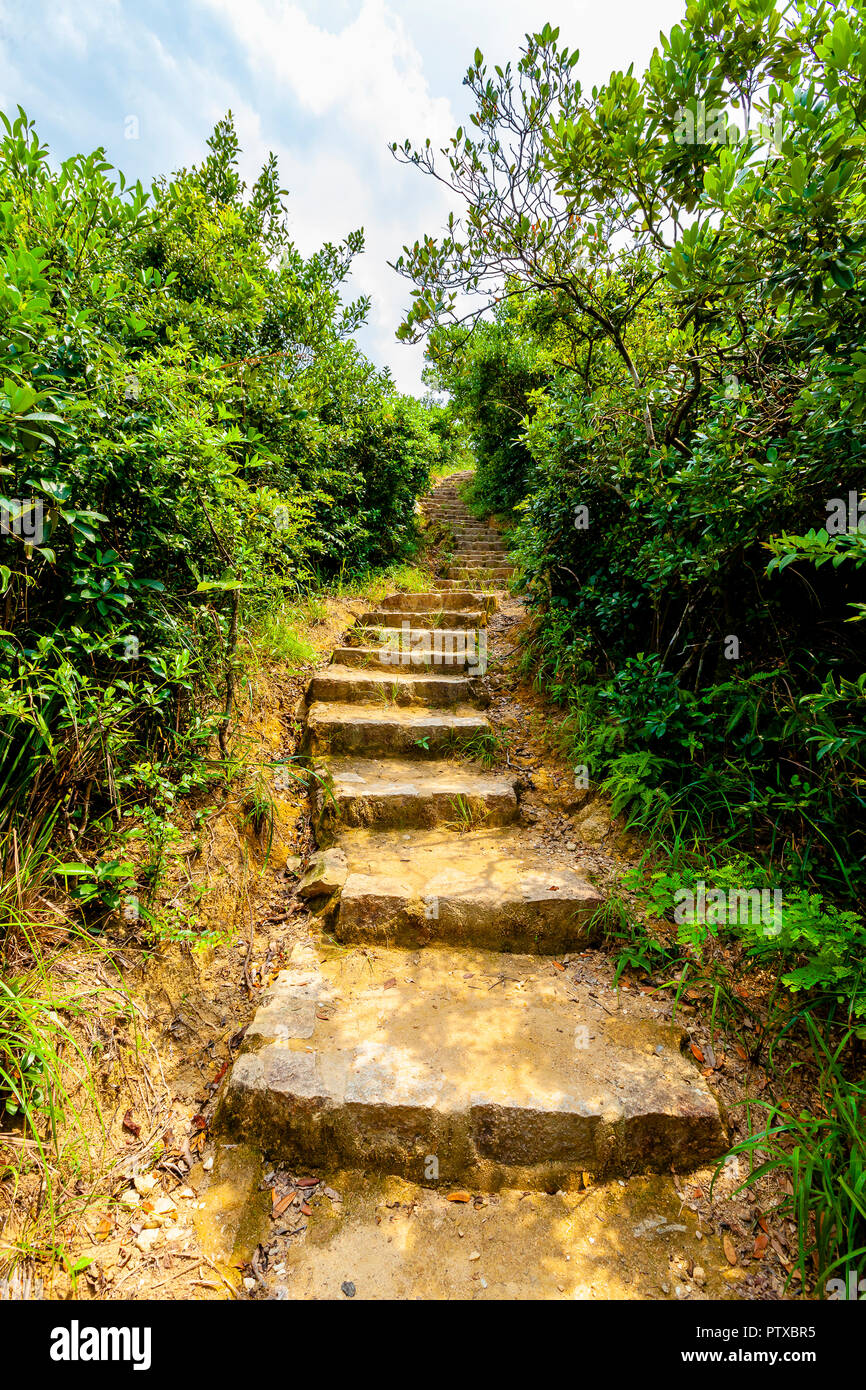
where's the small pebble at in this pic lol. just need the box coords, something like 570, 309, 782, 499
341, 1281, 356, 1298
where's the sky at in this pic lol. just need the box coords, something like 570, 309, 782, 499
0, 0, 687, 393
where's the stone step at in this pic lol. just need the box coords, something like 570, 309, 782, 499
351, 628, 488, 673
452, 544, 507, 554
436, 578, 504, 593
216, 942, 728, 1188
312, 756, 516, 833
310, 664, 480, 705
334, 827, 603, 953
449, 547, 505, 555
452, 540, 507, 548
448, 566, 513, 580
305, 702, 491, 757
363, 609, 486, 630
331, 646, 479, 673
377, 591, 490, 614
449, 554, 510, 562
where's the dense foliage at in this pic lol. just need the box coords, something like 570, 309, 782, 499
0, 111, 452, 884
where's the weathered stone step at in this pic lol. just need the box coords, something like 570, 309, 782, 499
331, 646, 479, 673
313, 756, 516, 833
363, 609, 486, 630
452, 554, 507, 562
351, 627, 488, 673
310, 664, 480, 705
449, 554, 510, 564
335, 827, 602, 953
306, 702, 491, 757
449, 549, 507, 558
216, 942, 728, 1188
448, 566, 513, 580
453, 544, 507, 554
436, 578, 504, 593
377, 591, 491, 614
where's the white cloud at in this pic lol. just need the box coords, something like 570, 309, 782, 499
200, 0, 453, 151
197, 0, 457, 391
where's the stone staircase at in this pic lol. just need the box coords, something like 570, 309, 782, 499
217, 472, 727, 1192
426, 476, 515, 590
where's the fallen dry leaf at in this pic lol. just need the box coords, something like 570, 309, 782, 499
753, 1232, 769, 1259
723, 1234, 738, 1266
122, 1109, 141, 1139
95, 1216, 114, 1242
690, 1043, 705, 1063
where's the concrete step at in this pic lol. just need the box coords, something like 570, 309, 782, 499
310, 664, 481, 705
306, 702, 492, 757
335, 827, 603, 953
216, 942, 728, 1188
363, 609, 486, 630
312, 756, 517, 833
331, 646, 480, 673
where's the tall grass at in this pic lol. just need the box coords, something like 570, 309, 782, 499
725, 1019, 866, 1296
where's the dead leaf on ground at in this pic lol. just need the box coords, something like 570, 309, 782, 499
723, 1233, 738, 1266
95, 1216, 115, 1242
122, 1110, 141, 1138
